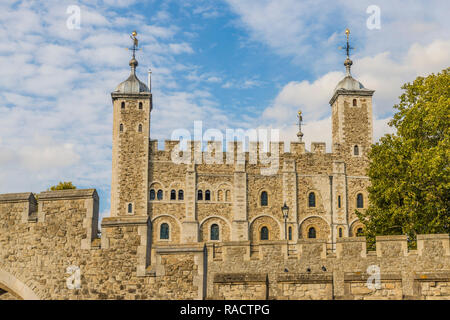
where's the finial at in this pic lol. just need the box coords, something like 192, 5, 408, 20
340, 28, 354, 77
297, 110, 304, 142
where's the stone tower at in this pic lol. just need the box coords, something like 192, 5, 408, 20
110, 34, 152, 217
329, 30, 374, 176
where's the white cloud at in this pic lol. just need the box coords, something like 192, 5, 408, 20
224, 0, 450, 74
258, 39, 449, 147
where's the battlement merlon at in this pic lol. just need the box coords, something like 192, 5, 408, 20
0, 192, 37, 223
150, 140, 329, 158
0, 189, 99, 250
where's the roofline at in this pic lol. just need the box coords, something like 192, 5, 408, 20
329, 89, 375, 106
111, 92, 152, 99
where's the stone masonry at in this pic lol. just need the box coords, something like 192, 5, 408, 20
0, 45, 448, 300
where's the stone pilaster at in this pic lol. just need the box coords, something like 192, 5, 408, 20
282, 158, 297, 240
182, 163, 198, 243
232, 162, 248, 241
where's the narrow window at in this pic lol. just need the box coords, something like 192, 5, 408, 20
308, 227, 316, 239
178, 190, 184, 200
225, 190, 230, 202
139, 102, 143, 109
338, 195, 341, 208
210, 224, 219, 240
260, 226, 269, 240
356, 193, 364, 208
127, 203, 133, 214
170, 189, 176, 200
217, 190, 223, 202
197, 190, 203, 201
138, 124, 142, 133
354, 145, 359, 156
353, 99, 357, 106
157, 190, 163, 200
160, 223, 169, 240
339, 227, 343, 238
356, 228, 363, 236
260, 191, 268, 206
120, 124, 123, 132
121, 102, 125, 109
308, 192, 316, 207
150, 189, 155, 200
205, 190, 211, 201
288, 227, 292, 241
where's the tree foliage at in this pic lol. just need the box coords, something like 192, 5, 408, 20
357, 68, 450, 242
49, 181, 77, 191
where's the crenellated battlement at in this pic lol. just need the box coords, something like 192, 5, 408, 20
0, 189, 449, 300
204, 236, 450, 262
149, 139, 331, 165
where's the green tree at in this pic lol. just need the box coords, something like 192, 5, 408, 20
49, 181, 77, 191
357, 68, 450, 244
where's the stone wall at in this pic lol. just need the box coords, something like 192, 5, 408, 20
148, 140, 372, 246
0, 189, 448, 300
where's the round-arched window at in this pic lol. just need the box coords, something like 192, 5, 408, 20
356, 193, 364, 208
260, 191, 268, 206
308, 227, 316, 239
160, 223, 169, 240
260, 226, 269, 240
210, 224, 219, 241
308, 192, 316, 207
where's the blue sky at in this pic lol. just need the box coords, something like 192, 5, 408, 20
0, 0, 449, 219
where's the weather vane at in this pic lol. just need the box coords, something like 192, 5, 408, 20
338, 28, 354, 59
128, 30, 141, 59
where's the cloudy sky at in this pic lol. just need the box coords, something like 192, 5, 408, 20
0, 0, 449, 219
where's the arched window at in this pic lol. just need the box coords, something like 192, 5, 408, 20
138, 124, 143, 133
139, 102, 143, 109
127, 203, 133, 214
356, 193, 364, 208
338, 195, 341, 208
121, 102, 125, 109
205, 190, 211, 201
339, 227, 343, 238
150, 189, 155, 200
353, 99, 357, 106
217, 190, 223, 202
356, 227, 363, 236
354, 145, 359, 156
260, 226, 269, 240
157, 190, 163, 200
260, 191, 268, 206
308, 227, 316, 239
160, 223, 169, 240
210, 224, 219, 241
197, 190, 203, 201
178, 190, 184, 200
308, 192, 316, 207
170, 189, 176, 200
225, 190, 230, 202
288, 227, 292, 241
120, 124, 123, 132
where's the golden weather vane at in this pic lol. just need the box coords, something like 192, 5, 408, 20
128, 30, 141, 58
338, 28, 354, 59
